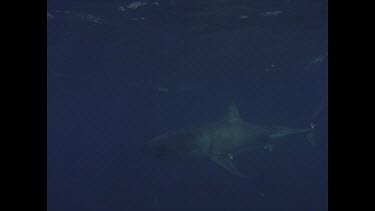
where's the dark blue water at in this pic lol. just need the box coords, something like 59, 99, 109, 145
47, 0, 328, 210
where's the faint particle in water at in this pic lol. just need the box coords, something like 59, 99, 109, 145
50, 10, 105, 25
130, 17, 146, 21
239, 15, 248, 19
119, 1, 159, 12
259, 10, 283, 17
310, 122, 316, 129
312, 52, 328, 64
304, 52, 328, 71
126, 1, 148, 9
264, 64, 277, 72
118, 6, 127, 12
257, 193, 266, 200
85, 14, 105, 24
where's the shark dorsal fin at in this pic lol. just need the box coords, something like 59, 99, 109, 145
227, 103, 241, 123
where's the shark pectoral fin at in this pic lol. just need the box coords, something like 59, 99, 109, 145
211, 154, 247, 178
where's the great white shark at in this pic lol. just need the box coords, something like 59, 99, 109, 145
145, 103, 316, 177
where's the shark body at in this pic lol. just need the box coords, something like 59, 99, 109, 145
145, 103, 314, 177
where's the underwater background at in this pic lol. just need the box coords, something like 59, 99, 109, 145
47, 0, 328, 210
